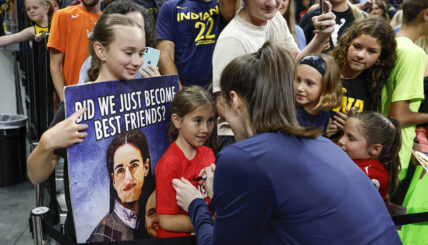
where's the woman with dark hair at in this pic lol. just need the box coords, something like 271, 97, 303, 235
171, 42, 400, 244
87, 130, 155, 242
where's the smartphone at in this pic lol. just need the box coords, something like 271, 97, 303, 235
320, 0, 326, 14
139, 47, 160, 76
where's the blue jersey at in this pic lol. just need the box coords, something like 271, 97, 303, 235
188, 132, 401, 244
296, 106, 330, 133
156, 0, 225, 87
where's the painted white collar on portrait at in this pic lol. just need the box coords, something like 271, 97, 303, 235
113, 199, 138, 229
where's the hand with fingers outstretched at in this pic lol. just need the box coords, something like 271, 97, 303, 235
43, 108, 89, 149
27, 108, 89, 184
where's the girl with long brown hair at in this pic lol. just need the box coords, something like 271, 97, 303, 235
328, 17, 396, 136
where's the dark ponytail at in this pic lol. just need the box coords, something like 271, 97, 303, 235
352, 112, 401, 195
220, 41, 321, 138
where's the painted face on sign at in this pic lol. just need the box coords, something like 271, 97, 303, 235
112, 143, 149, 204
145, 191, 158, 238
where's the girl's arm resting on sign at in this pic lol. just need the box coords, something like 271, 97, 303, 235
389, 100, 428, 126
27, 140, 59, 184
0, 26, 34, 47
158, 214, 194, 232
27, 109, 89, 184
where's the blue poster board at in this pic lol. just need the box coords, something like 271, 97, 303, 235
65, 75, 178, 243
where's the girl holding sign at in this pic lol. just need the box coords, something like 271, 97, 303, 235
27, 14, 151, 242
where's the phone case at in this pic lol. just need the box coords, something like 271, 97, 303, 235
139, 47, 161, 76
320, 0, 325, 14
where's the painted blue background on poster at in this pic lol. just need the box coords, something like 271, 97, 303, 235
65, 75, 178, 243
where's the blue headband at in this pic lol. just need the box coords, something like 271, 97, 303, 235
298, 55, 326, 76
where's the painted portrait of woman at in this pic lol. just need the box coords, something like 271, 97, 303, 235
87, 130, 156, 242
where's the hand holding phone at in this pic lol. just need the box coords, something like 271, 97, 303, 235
139, 47, 160, 77
320, 0, 326, 14
312, 0, 335, 35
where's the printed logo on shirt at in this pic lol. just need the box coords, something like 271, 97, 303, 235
371, 179, 380, 190
71, 14, 80, 19
176, 5, 220, 46
333, 88, 364, 113
149, 6, 160, 15
331, 18, 346, 47
87, 29, 92, 39
198, 184, 208, 198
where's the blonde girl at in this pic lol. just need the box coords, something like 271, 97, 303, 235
0, 0, 53, 47
295, 53, 342, 132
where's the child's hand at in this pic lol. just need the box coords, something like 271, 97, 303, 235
332, 111, 348, 130
325, 122, 339, 138
329, 108, 357, 134
139, 65, 161, 78
34, 32, 46, 42
42, 108, 89, 150
172, 177, 203, 212
198, 164, 215, 200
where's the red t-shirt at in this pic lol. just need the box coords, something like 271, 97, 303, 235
353, 159, 389, 200
155, 142, 215, 238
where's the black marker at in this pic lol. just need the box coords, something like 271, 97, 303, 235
194, 175, 207, 181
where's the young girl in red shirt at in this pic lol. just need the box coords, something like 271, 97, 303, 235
339, 111, 401, 200
155, 86, 216, 238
